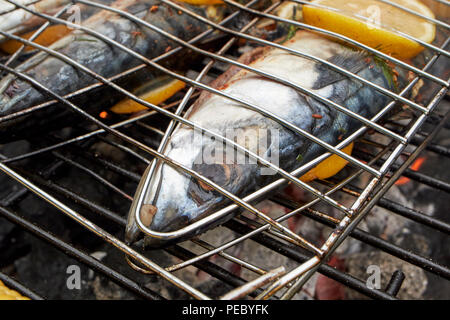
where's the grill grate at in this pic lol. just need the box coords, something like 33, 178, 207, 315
0, 0, 448, 299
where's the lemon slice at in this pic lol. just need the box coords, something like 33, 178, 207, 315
0, 25, 71, 55
303, 0, 436, 59
111, 77, 185, 114
300, 143, 354, 182
0, 280, 29, 300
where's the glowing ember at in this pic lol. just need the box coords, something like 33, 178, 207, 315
395, 157, 426, 186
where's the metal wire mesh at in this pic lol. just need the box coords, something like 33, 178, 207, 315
0, 0, 448, 299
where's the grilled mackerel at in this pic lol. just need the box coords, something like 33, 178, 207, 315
126, 31, 409, 247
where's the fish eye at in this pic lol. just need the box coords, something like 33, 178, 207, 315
196, 163, 231, 189
188, 163, 233, 205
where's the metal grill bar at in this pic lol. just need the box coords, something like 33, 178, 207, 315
222, 0, 449, 87
410, 135, 450, 157
2, 4, 71, 67
292, 0, 450, 55
385, 270, 406, 297
224, 219, 398, 300
162, 0, 433, 115
0, 0, 258, 124
0, 161, 211, 299
0, 0, 384, 242
278, 108, 450, 299
377, 0, 450, 29
0, 271, 43, 300
82, 0, 425, 127
16, 145, 291, 279
270, 198, 450, 280
432, 0, 450, 6
0, 208, 164, 300
353, 148, 450, 192
317, 180, 450, 235
1, 0, 386, 180
0, 25, 383, 190
0, 112, 446, 298
219, 266, 286, 300
164, 245, 267, 298
0, 61, 327, 250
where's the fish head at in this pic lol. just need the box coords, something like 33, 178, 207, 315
125, 127, 251, 247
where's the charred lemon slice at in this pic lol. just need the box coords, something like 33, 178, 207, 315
300, 143, 354, 182
0, 25, 71, 55
0, 280, 29, 300
303, 0, 436, 59
111, 77, 185, 114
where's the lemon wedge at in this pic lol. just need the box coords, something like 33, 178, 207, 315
111, 77, 185, 114
303, 0, 436, 59
0, 280, 29, 300
300, 143, 354, 182
0, 25, 71, 55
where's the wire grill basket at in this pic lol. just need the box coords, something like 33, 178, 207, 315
0, 0, 448, 300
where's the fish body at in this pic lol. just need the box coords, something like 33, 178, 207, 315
0, 0, 228, 141
126, 31, 402, 247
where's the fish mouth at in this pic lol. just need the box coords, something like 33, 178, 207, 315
148, 205, 189, 233
140, 196, 226, 248
141, 206, 197, 248
151, 198, 221, 232
125, 203, 189, 246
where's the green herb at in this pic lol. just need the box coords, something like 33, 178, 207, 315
372, 55, 398, 92
283, 25, 298, 43
296, 154, 303, 162
281, 6, 299, 43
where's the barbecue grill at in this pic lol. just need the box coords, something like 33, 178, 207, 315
0, 0, 448, 300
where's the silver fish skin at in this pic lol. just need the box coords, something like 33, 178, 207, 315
126, 31, 404, 248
